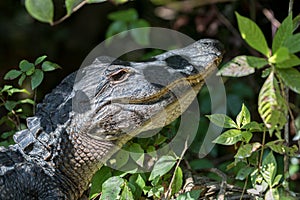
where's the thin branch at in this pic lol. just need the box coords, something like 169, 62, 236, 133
52, 0, 88, 26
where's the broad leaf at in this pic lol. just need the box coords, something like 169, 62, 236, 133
41, 61, 61, 71
4, 70, 22, 80
277, 68, 300, 94
272, 14, 293, 53
34, 55, 47, 65
276, 54, 300, 68
31, 69, 44, 90
4, 101, 18, 111
236, 104, 251, 128
18, 74, 26, 86
100, 176, 124, 200
149, 155, 176, 181
108, 9, 138, 22
247, 56, 269, 69
258, 72, 287, 133
65, 0, 84, 15
217, 56, 255, 77
213, 129, 243, 145
261, 152, 277, 187
236, 12, 269, 57
120, 183, 134, 200
171, 166, 183, 195
176, 190, 202, 200
268, 47, 290, 64
19, 60, 35, 74
283, 33, 300, 53
234, 143, 253, 159
129, 143, 144, 167
206, 114, 237, 129
25, 0, 54, 24
236, 166, 254, 180
90, 167, 112, 198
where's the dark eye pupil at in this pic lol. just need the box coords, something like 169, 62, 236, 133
110, 70, 128, 81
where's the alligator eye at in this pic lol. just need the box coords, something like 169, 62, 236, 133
109, 69, 130, 83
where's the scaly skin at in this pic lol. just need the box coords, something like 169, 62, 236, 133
0, 39, 223, 199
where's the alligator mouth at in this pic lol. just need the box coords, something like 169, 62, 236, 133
110, 57, 221, 105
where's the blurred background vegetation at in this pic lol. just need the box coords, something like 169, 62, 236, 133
1, 0, 300, 196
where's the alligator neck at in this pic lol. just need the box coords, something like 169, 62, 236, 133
54, 127, 114, 199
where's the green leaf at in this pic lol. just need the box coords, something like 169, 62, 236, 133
4, 101, 18, 111
65, 0, 84, 15
149, 155, 177, 181
171, 166, 183, 195
41, 61, 61, 71
18, 74, 26, 86
25, 0, 54, 24
217, 56, 255, 77
261, 151, 277, 187
129, 20, 150, 46
241, 131, 253, 143
266, 140, 285, 154
272, 14, 293, 53
258, 72, 287, 132
242, 121, 264, 132
129, 143, 144, 167
247, 56, 269, 69
4, 70, 22, 80
283, 33, 300, 53
268, 47, 290, 63
277, 68, 300, 94
235, 12, 269, 57
87, 0, 106, 3
236, 166, 254, 180
129, 174, 145, 197
90, 167, 112, 198
31, 69, 44, 90
19, 98, 35, 105
19, 60, 35, 74
100, 176, 124, 200
0, 131, 15, 139
265, 188, 280, 200
114, 150, 130, 169
5, 87, 29, 96
206, 114, 237, 129
276, 54, 300, 68
105, 21, 128, 44
236, 104, 251, 128
235, 143, 253, 159
120, 183, 134, 200
34, 55, 47, 65
108, 9, 138, 22
272, 175, 282, 187
213, 129, 243, 145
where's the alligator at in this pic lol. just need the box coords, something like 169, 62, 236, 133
0, 39, 223, 199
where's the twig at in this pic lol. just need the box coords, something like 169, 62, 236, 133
164, 137, 189, 199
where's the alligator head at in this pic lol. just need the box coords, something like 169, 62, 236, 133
71, 39, 223, 148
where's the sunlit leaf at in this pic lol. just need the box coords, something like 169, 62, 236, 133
206, 114, 237, 129
149, 155, 176, 181
268, 47, 290, 64
90, 167, 112, 198
217, 56, 255, 77
261, 151, 277, 187
272, 14, 293, 53
236, 104, 251, 128
120, 183, 134, 200
100, 176, 124, 200
258, 72, 287, 133
25, 0, 54, 24
213, 129, 243, 145
236, 12, 269, 57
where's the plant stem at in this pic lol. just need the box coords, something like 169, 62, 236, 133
283, 0, 294, 190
